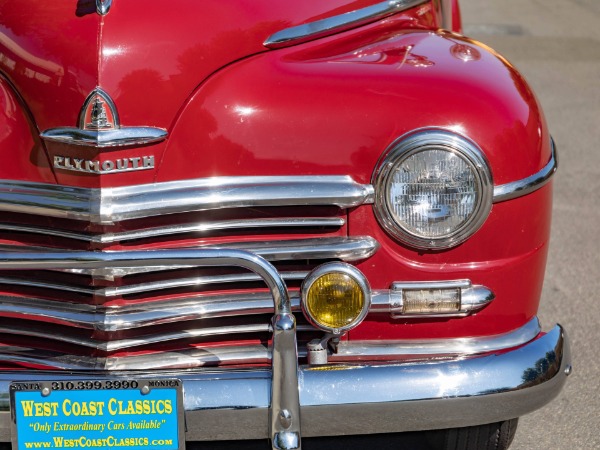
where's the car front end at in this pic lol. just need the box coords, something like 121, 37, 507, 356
0, 1, 570, 449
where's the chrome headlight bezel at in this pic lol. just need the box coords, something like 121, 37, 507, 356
373, 129, 493, 250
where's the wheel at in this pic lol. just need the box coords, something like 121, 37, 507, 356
442, 419, 519, 450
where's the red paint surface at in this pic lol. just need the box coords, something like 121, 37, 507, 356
0, 1, 554, 344
350, 184, 553, 339
0, 0, 435, 187
160, 25, 550, 186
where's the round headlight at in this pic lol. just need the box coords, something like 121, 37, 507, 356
373, 130, 493, 249
301, 263, 370, 335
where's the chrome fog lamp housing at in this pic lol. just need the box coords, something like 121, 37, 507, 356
373, 130, 493, 249
301, 263, 371, 335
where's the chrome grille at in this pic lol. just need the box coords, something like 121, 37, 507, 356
0, 176, 377, 370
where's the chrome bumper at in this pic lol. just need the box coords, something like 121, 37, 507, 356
0, 324, 570, 443
0, 250, 570, 449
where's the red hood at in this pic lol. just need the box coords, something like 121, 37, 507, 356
0, 0, 380, 133
0, 0, 388, 187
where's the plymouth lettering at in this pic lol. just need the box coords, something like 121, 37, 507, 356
53, 156, 154, 174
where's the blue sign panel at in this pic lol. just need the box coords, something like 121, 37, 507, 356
11, 380, 183, 450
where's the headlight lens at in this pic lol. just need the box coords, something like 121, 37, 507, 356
301, 263, 370, 335
374, 130, 493, 249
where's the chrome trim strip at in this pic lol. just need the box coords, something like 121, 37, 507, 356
441, 0, 453, 30
0, 345, 273, 371
493, 139, 558, 202
263, 0, 428, 48
41, 127, 168, 148
229, 237, 378, 262
0, 176, 374, 224
0, 218, 345, 243
0, 248, 292, 309
333, 317, 541, 358
0, 322, 273, 351
0, 249, 302, 444
0, 293, 303, 331
0, 272, 309, 298
0, 317, 540, 369
0, 324, 569, 440
0, 236, 379, 276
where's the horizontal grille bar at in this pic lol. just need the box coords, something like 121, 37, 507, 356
0, 293, 303, 331
0, 319, 541, 370
0, 272, 309, 298
0, 321, 317, 352
0, 345, 273, 370
0, 217, 345, 243
0, 237, 379, 276
0, 323, 318, 352
0, 322, 275, 351
0, 176, 374, 224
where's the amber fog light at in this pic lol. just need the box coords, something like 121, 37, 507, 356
301, 263, 371, 335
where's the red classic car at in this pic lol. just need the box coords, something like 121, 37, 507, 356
0, 1, 570, 449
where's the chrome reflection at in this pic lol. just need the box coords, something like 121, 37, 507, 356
0, 33, 64, 85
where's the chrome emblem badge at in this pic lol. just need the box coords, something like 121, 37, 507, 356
81, 89, 117, 131
40, 87, 168, 151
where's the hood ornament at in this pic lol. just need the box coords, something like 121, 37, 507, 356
87, 98, 112, 129
96, 0, 112, 15
82, 89, 116, 130
40, 87, 168, 148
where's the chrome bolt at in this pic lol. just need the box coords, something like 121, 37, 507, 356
564, 365, 573, 376
140, 385, 150, 395
41, 387, 51, 397
279, 409, 293, 429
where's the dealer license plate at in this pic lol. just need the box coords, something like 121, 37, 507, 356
10, 379, 184, 450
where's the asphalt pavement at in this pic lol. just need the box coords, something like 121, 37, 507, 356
460, 0, 600, 448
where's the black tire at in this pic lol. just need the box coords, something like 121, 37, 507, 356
443, 418, 519, 450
